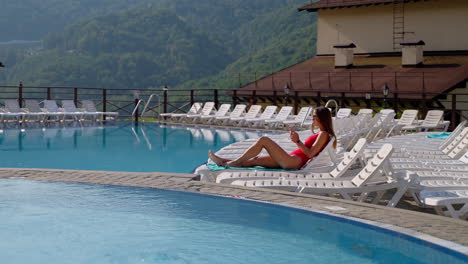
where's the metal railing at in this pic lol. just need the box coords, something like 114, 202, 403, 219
227, 71, 443, 94
0, 83, 466, 130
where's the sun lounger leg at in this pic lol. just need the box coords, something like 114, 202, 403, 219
387, 184, 409, 207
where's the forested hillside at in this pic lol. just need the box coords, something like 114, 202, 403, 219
0, 0, 155, 41
6, 8, 233, 88
0, 0, 317, 89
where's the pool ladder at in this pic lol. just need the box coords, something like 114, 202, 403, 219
324, 99, 339, 117
132, 91, 166, 120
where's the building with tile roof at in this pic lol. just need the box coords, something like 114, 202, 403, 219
235, 0, 468, 124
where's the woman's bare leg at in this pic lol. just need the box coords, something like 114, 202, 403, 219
208, 150, 231, 166
227, 137, 302, 169
240, 156, 281, 168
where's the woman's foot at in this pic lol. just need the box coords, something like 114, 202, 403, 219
208, 150, 229, 166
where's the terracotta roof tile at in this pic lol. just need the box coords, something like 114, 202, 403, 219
235, 55, 468, 99
299, 0, 433, 12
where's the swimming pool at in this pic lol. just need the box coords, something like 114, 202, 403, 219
1, 179, 465, 264
0, 123, 267, 172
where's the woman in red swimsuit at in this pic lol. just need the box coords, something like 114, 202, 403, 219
209, 106, 336, 169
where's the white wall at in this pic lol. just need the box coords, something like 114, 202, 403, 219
316, 0, 468, 55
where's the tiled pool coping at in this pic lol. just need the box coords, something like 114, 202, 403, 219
1, 168, 467, 256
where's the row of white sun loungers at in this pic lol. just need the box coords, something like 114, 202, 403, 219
0, 99, 118, 124
161, 102, 316, 129
161, 102, 450, 133
193, 108, 468, 219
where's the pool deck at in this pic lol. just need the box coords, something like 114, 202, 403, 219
1, 168, 467, 254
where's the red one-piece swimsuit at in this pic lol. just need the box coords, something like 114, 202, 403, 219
289, 132, 330, 167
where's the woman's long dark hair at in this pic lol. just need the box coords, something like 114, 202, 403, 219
313, 107, 337, 148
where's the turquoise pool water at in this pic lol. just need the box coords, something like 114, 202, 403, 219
0, 123, 265, 172
1, 180, 465, 264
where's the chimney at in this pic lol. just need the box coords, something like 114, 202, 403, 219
401, 40, 425, 67
333, 43, 356, 68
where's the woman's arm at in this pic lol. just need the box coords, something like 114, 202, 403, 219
295, 132, 329, 158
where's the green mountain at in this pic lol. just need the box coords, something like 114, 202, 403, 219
0, 0, 318, 90
0, 0, 156, 42
6, 8, 232, 88
179, 5, 317, 89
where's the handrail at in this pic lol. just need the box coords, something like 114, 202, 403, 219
132, 99, 144, 117
325, 99, 339, 116
141, 94, 160, 118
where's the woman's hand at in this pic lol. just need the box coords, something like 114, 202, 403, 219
290, 129, 299, 143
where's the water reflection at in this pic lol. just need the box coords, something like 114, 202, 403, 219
0, 123, 273, 172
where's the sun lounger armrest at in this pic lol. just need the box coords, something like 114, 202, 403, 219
390, 171, 418, 183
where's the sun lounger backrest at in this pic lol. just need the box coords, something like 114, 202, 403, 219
273, 106, 293, 121
367, 113, 382, 128
43, 100, 61, 112
294, 107, 313, 122
258, 106, 277, 119
398, 110, 418, 126
302, 137, 337, 170
215, 104, 231, 117
336, 108, 352, 119
447, 134, 468, 159
229, 104, 247, 118
82, 100, 99, 112
421, 110, 444, 128
378, 112, 395, 127
442, 127, 468, 154
62, 100, 79, 112
244, 105, 262, 118
380, 109, 395, 116
200, 102, 215, 115
440, 120, 467, 150
25, 100, 43, 113
190, 102, 203, 114
357, 108, 373, 116
351, 143, 394, 187
458, 151, 468, 163
330, 138, 367, 178
4, 99, 21, 112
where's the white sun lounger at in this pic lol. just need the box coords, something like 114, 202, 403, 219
2, 99, 29, 123
197, 104, 231, 124
183, 102, 215, 123
335, 108, 352, 119
213, 104, 247, 125
161, 102, 202, 121
198, 137, 338, 182
231, 144, 413, 207
417, 189, 468, 219
282, 107, 313, 129
403, 110, 446, 132
81, 100, 119, 121
43, 100, 79, 122
243, 105, 278, 128
263, 106, 293, 129
357, 108, 373, 116
62, 100, 98, 121
215, 138, 367, 184
228, 105, 262, 126
24, 100, 58, 122
367, 121, 467, 154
